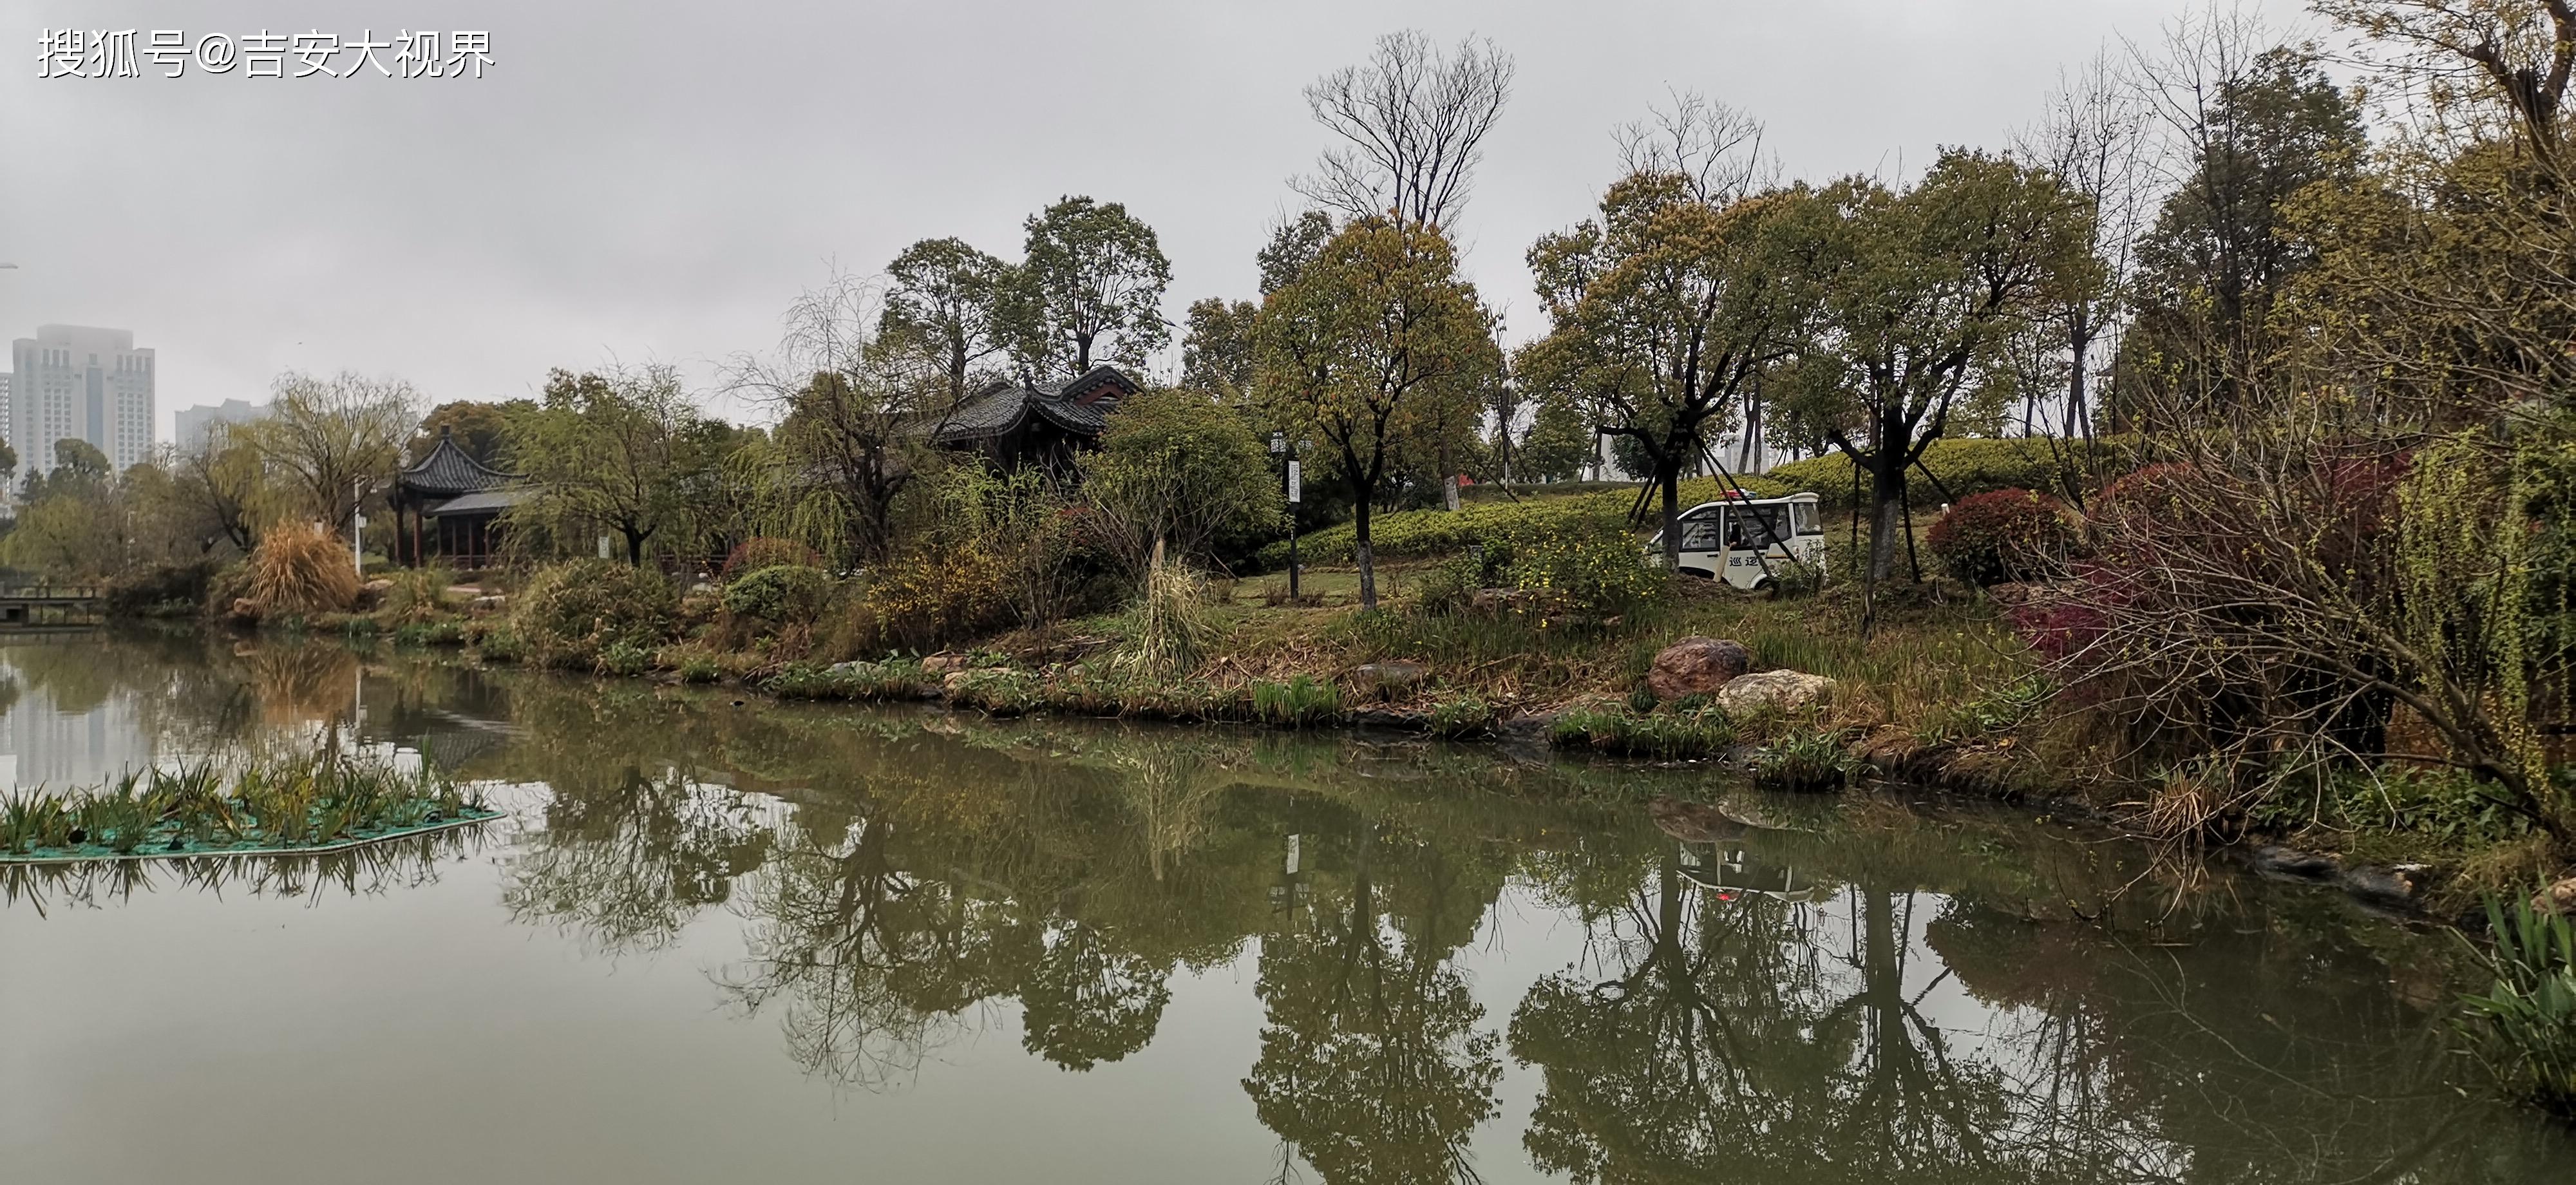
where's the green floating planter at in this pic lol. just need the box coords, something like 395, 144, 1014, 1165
0, 808, 506, 865
1, 752, 500, 865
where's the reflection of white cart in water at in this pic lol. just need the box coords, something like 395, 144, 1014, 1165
1677, 842, 1835, 904
1647, 491, 1828, 591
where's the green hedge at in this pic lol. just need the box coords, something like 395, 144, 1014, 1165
1259, 474, 1790, 568
1765, 436, 2138, 510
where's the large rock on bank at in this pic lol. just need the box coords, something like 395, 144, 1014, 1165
1714, 668, 1836, 716
1645, 637, 1752, 701
1354, 661, 1430, 700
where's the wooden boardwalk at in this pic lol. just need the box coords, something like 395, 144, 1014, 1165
0, 585, 106, 629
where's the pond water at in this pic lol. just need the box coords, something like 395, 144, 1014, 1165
4, 630, 2575, 1184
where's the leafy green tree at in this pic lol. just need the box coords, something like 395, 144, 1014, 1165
2016, 52, 2150, 442
508, 365, 722, 565
1391, 332, 1500, 511
884, 236, 1016, 401
1517, 385, 1595, 482
173, 428, 269, 553
1180, 298, 1258, 397
0, 437, 17, 486
1015, 196, 1172, 374
1258, 210, 1337, 296
52, 437, 109, 478
1527, 172, 1814, 568
409, 400, 526, 468
1770, 152, 2093, 598
0, 480, 117, 577
2288, 2, 2576, 421
2120, 44, 2363, 419
1255, 218, 1493, 609
1079, 386, 1283, 573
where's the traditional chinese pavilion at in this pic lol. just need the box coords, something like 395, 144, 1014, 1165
392, 429, 529, 568
932, 365, 1139, 471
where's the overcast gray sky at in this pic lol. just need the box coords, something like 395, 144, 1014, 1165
0, 0, 2309, 436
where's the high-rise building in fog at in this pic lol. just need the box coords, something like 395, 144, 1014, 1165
174, 398, 266, 448
8, 325, 156, 472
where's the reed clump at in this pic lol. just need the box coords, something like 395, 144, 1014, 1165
0, 751, 491, 860
245, 522, 362, 616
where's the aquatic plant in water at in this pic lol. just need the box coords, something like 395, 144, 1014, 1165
1551, 706, 1738, 760
1752, 730, 1853, 792
1251, 676, 1341, 728
2459, 898, 2576, 1118
0, 752, 493, 861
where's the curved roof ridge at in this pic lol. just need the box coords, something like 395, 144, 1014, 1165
401, 435, 522, 495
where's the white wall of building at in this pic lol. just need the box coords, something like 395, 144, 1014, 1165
6, 325, 155, 473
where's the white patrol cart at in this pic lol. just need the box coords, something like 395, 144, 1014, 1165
1647, 491, 1827, 591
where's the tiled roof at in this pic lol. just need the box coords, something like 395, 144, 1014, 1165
931, 365, 1138, 444
425, 488, 536, 517
401, 436, 520, 497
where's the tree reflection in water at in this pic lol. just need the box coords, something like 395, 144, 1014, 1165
43, 632, 2576, 1183
1244, 825, 1503, 1184
1508, 841, 2574, 1184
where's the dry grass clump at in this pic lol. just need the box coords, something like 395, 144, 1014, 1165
246, 522, 361, 616
1122, 544, 1215, 681
2136, 766, 2237, 845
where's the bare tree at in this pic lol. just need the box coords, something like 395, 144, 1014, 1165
2125, 3, 2277, 185
727, 272, 960, 562
1615, 89, 1775, 205
2016, 50, 2156, 443
246, 370, 419, 538
1294, 30, 1515, 230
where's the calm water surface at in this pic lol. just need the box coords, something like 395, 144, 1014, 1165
5, 630, 2575, 1184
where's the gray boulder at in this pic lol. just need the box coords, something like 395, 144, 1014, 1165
1714, 669, 1835, 716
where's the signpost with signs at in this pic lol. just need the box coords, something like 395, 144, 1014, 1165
1285, 460, 1302, 600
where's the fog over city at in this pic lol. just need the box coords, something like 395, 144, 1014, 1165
3, 0, 2305, 435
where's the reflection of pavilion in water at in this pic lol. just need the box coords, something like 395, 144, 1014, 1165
1674, 841, 1833, 904
352, 668, 517, 777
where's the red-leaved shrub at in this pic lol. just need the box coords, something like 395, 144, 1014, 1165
1926, 489, 2079, 587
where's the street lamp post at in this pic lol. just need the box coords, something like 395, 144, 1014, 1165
1271, 432, 1302, 601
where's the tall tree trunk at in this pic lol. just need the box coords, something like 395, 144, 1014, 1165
1866, 457, 1908, 585
2065, 308, 2094, 439
1660, 458, 1685, 571
1354, 495, 1378, 611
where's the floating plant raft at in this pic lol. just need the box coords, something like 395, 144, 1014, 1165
0, 753, 500, 864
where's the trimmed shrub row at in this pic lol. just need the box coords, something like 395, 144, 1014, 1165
1257, 474, 1791, 569
1765, 436, 2139, 510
